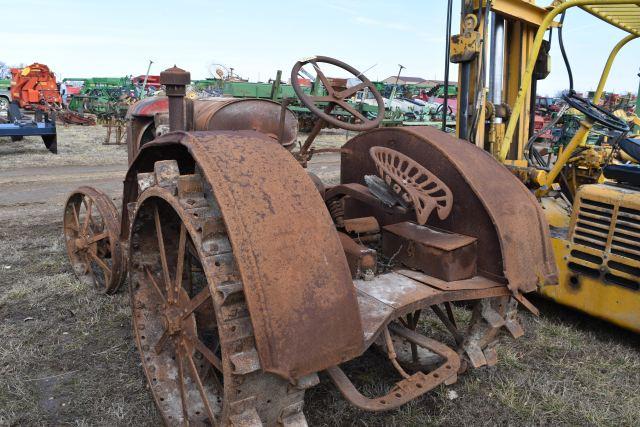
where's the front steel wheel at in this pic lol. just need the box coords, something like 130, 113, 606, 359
63, 186, 125, 293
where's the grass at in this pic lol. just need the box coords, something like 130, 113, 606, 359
0, 124, 128, 170
0, 218, 159, 425
1, 125, 639, 425
303, 303, 640, 427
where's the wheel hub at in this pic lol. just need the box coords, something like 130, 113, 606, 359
75, 237, 88, 250
164, 305, 185, 336
163, 290, 197, 339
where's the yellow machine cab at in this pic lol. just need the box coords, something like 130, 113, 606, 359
452, 0, 640, 331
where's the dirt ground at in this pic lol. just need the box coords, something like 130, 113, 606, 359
1, 125, 639, 426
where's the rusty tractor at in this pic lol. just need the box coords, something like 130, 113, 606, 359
62, 57, 557, 425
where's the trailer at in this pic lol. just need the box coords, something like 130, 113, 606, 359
0, 102, 57, 153
0, 63, 59, 153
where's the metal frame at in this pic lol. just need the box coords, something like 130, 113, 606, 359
541, 32, 638, 188
501, 0, 640, 161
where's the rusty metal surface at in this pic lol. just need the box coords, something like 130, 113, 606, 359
126, 96, 169, 119
193, 98, 298, 148
129, 177, 307, 425
291, 55, 384, 131
160, 66, 190, 132
353, 271, 510, 348
63, 186, 125, 293
382, 222, 477, 281
343, 216, 380, 235
396, 269, 508, 292
384, 222, 476, 251
126, 116, 154, 165
58, 109, 96, 126
124, 130, 364, 380
338, 232, 377, 279
126, 97, 299, 164
357, 272, 441, 312
326, 323, 459, 412
341, 126, 558, 293
62, 64, 544, 418
370, 146, 453, 224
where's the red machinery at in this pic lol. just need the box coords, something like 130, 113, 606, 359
1, 63, 59, 153
10, 63, 61, 109
131, 74, 161, 89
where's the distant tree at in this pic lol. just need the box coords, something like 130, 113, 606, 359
0, 61, 10, 79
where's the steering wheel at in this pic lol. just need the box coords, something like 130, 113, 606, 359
563, 92, 629, 133
435, 103, 453, 115
291, 56, 385, 131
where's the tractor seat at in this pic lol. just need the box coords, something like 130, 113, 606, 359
620, 138, 640, 163
603, 163, 640, 186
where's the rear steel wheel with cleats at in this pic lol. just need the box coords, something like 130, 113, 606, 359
128, 162, 310, 426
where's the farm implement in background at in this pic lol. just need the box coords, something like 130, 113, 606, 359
66, 77, 146, 145
207, 70, 456, 132
0, 63, 59, 153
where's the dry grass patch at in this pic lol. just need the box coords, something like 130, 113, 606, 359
0, 125, 127, 170
1, 133, 639, 425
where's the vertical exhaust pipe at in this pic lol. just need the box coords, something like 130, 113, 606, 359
160, 65, 191, 132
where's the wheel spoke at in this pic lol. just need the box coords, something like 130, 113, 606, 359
186, 349, 217, 423
181, 287, 212, 321
307, 95, 334, 103
208, 361, 224, 391
88, 251, 111, 283
185, 334, 223, 372
72, 203, 81, 232
154, 329, 169, 355
397, 316, 409, 329
432, 304, 464, 346
65, 220, 79, 232
154, 205, 173, 303
407, 310, 421, 362
410, 309, 421, 329
82, 198, 93, 235
82, 252, 92, 275
186, 255, 193, 295
176, 345, 190, 423
145, 266, 167, 304
445, 302, 458, 329
337, 81, 367, 99
84, 253, 98, 284
175, 224, 186, 298
335, 100, 367, 122
86, 231, 109, 244
310, 61, 334, 95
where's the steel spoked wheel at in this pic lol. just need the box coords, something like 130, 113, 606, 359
448, 296, 522, 368
392, 296, 518, 372
63, 186, 125, 293
129, 165, 308, 426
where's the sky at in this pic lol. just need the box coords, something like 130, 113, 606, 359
2, 0, 639, 96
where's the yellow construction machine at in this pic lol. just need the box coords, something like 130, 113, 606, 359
452, 0, 640, 332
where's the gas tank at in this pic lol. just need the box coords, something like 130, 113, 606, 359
126, 96, 298, 164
